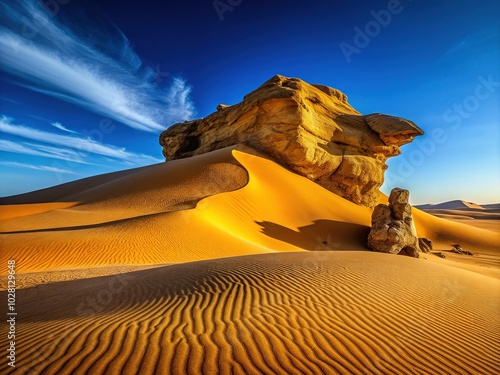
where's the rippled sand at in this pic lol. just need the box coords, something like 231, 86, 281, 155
1, 146, 499, 374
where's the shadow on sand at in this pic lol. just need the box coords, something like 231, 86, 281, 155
256, 220, 370, 251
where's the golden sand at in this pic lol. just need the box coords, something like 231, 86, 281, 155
1, 146, 499, 374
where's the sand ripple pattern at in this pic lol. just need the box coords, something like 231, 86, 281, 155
1, 252, 499, 375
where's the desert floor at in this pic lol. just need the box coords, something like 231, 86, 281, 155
1, 146, 499, 374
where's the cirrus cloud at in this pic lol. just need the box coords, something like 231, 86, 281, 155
0, 161, 77, 175
0, 116, 163, 165
0, 0, 196, 132
51, 122, 79, 134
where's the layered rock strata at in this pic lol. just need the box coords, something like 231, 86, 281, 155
160, 75, 424, 207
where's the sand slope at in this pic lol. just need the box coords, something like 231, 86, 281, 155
1, 146, 500, 374
417, 209, 500, 233
415, 200, 500, 237
0, 202, 78, 221
1, 252, 498, 375
0, 146, 372, 274
1, 146, 499, 276
420, 209, 500, 220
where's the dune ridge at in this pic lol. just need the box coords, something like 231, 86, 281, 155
415, 199, 500, 234
1, 146, 499, 277
0, 202, 78, 221
416, 200, 486, 210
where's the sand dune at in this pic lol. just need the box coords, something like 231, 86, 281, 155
414, 200, 500, 236
447, 218, 500, 233
416, 200, 486, 210
1, 146, 499, 276
419, 209, 500, 220
376, 195, 499, 256
0, 202, 77, 221
1, 145, 499, 374
417, 209, 500, 234
1, 252, 499, 375
483, 203, 500, 210
0, 147, 248, 224
0, 148, 253, 272
0, 146, 371, 274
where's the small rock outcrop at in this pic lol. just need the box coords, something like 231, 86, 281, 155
418, 238, 433, 253
368, 188, 420, 257
160, 75, 424, 208
451, 244, 473, 256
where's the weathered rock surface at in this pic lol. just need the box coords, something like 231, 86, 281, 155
451, 244, 473, 256
160, 75, 424, 207
418, 237, 433, 253
368, 188, 420, 257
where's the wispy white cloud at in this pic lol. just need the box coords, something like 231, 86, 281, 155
0, 139, 90, 164
0, 0, 195, 132
51, 121, 79, 134
442, 38, 468, 58
0, 116, 163, 164
439, 32, 498, 62
0, 161, 77, 174
0, 96, 18, 104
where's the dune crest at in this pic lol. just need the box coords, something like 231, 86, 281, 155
1, 146, 498, 279
417, 200, 486, 210
0, 202, 77, 220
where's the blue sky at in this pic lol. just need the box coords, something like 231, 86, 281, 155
0, 0, 499, 204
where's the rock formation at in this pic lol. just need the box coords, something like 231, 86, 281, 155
418, 237, 433, 253
160, 75, 424, 207
451, 244, 473, 256
368, 188, 420, 257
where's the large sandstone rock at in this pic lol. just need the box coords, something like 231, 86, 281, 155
368, 188, 420, 257
160, 75, 424, 207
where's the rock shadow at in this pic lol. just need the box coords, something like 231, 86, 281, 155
256, 220, 370, 251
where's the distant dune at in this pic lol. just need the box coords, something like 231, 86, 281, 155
1, 145, 499, 374
415, 209, 500, 220
416, 200, 486, 210
482, 203, 500, 210
416, 200, 500, 234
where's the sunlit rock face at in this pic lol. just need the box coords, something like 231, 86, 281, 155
160, 75, 423, 207
368, 188, 421, 258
